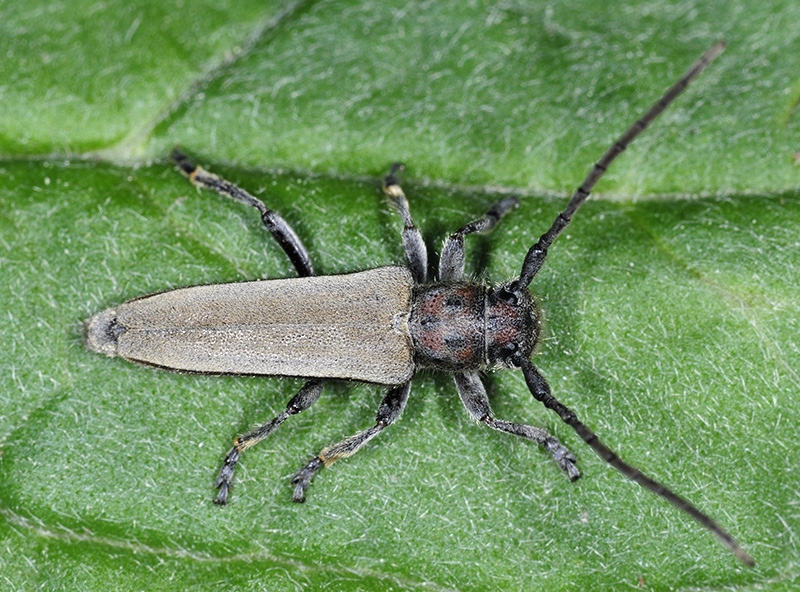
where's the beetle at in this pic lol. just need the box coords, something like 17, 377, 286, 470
84, 41, 754, 565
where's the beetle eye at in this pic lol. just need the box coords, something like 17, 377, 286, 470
497, 286, 518, 305
496, 343, 523, 367
500, 343, 520, 365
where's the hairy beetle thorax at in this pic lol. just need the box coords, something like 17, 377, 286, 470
409, 283, 487, 372
408, 282, 540, 372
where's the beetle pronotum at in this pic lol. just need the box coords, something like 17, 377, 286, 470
84, 41, 754, 565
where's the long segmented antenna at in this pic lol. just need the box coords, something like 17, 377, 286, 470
520, 359, 754, 567
517, 41, 726, 288
514, 41, 754, 566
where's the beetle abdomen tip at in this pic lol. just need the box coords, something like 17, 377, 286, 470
83, 308, 122, 357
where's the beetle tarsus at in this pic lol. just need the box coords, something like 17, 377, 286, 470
544, 437, 581, 482
291, 456, 324, 503
214, 483, 230, 506
213, 445, 241, 505
384, 162, 405, 188
171, 147, 197, 177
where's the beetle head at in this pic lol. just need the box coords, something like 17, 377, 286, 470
486, 281, 541, 369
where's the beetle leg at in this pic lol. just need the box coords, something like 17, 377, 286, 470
384, 164, 428, 283
171, 151, 331, 503
439, 197, 519, 282
291, 381, 411, 502
172, 148, 314, 277
453, 371, 580, 481
214, 379, 323, 505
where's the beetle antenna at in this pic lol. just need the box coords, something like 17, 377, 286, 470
520, 357, 754, 566
517, 41, 726, 288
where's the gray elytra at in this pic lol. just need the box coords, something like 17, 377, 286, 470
84, 41, 754, 566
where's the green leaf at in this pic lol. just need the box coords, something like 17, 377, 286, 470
1, 0, 798, 590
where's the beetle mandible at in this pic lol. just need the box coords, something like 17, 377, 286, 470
84, 41, 754, 566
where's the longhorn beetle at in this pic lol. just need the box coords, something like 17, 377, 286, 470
84, 41, 754, 565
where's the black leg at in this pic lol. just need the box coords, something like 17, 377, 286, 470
173, 149, 328, 504
383, 164, 428, 283
439, 197, 519, 281
214, 379, 324, 505
453, 371, 580, 480
291, 381, 411, 502
172, 148, 314, 277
